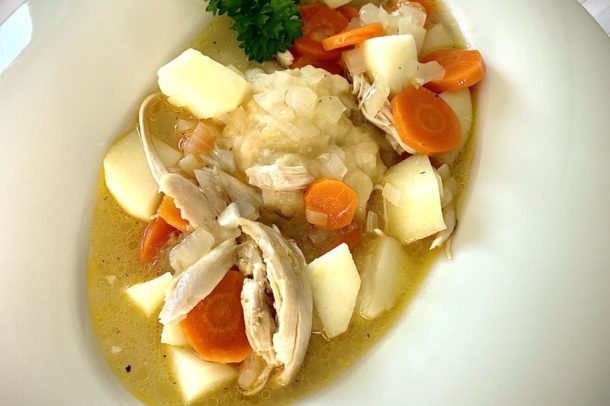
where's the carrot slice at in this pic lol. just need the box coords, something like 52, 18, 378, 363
291, 55, 344, 75
421, 49, 485, 92
391, 85, 461, 155
180, 270, 252, 363
300, 4, 349, 43
304, 178, 358, 230
321, 23, 385, 51
337, 6, 360, 21
291, 38, 343, 62
157, 195, 189, 232
139, 218, 177, 264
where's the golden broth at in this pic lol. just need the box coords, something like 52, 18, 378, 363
88, 6, 474, 406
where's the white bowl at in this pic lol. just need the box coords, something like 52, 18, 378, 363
1, 0, 609, 404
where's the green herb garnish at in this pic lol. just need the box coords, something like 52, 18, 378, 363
206, 0, 304, 63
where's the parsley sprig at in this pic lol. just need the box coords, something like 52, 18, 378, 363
206, 0, 304, 63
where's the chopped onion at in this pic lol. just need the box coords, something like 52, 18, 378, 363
285, 86, 318, 119
213, 149, 236, 173
275, 50, 294, 68
441, 177, 459, 208
315, 96, 346, 125
347, 17, 364, 29
178, 154, 202, 176
218, 202, 242, 228
430, 205, 456, 251
398, 4, 426, 28
175, 119, 197, 134
415, 61, 445, 86
342, 48, 367, 76
437, 164, 451, 181
306, 209, 328, 227
317, 152, 348, 180
180, 121, 221, 156
362, 78, 390, 120
365, 211, 379, 233
262, 115, 299, 137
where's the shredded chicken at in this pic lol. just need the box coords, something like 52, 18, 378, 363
238, 219, 312, 386
238, 353, 274, 396
158, 173, 232, 240
159, 239, 237, 325
352, 75, 415, 155
246, 164, 314, 191
216, 169, 264, 209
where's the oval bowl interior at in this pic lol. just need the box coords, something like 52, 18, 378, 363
0, 0, 609, 404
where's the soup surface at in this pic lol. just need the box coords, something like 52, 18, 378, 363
89, 4, 475, 405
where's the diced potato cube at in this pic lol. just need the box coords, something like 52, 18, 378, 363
125, 272, 173, 317
161, 323, 189, 347
306, 243, 361, 338
436, 89, 473, 165
421, 23, 455, 55
158, 48, 251, 119
103, 130, 181, 221
171, 347, 236, 404
361, 35, 419, 96
382, 155, 446, 244
359, 236, 409, 319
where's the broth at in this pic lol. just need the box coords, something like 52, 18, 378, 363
88, 5, 474, 405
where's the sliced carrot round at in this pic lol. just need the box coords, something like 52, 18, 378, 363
421, 49, 485, 92
391, 85, 461, 155
304, 178, 358, 230
291, 38, 343, 62
157, 195, 189, 232
291, 55, 344, 75
139, 217, 177, 264
337, 6, 360, 21
180, 270, 252, 364
321, 23, 385, 51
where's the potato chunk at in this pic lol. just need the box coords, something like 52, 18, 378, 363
171, 347, 236, 404
306, 243, 361, 338
361, 35, 418, 96
161, 323, 189, 347
158, 48, 251, 119
125, 272, 173, 317
103, 130, 181, 221
359, 236, 409, 319
382, 154, 446, 244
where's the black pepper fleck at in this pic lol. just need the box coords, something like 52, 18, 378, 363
420, 171, 426, 175
163, 354, 167, 358
366, 333, 371, 338
125, 365, 131, 373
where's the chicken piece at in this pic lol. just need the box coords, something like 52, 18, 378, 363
246, 165, 314, 191
238, 353, 274, 396
193, 168, 227, 215
158, 173, 233, 240
352, 75, 415, 155
217, 170, 264, 209
238, 219, 313, 386
241, 279, 278, 366
159, 239, 236, 325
